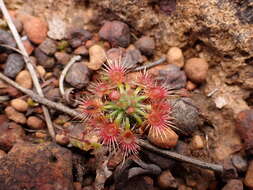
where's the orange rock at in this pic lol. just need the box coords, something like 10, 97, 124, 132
148, 127, 178, 149
23, 15, 48, 44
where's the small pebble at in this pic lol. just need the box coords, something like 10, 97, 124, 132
244, 161, 253, 188
67, 28, 92, 48
125, 45, 144, 68
55, 52, 71, 65
191, 135, 204, 149
184, 58, 209, 83
55, 133, 69, 145
74, 45, 88, 56
167, 47, 184, 68
99, 20, 130, 47
38, 38, 57, 55
15, 70, 33, 89
10, 98, 28, 112
5, 106, 26, 124
27, 116, 45, 129
87, 45, 106, 70
47, 16, 67, 40
35, 48, 55, 69
23, 15, 48, 44
170, 98, 200, 135
45, 88, 61, 102
157, 170, 178, 189
134, 36, 155, 56
151, 64, 187, 90
65, 62, 91, 89
231, 154, 248, 172
4, 53, 25, 78
186, 81, 197, 91
36, 65, 46, 78
35, 131, 47, 138
148, 126, 178, 148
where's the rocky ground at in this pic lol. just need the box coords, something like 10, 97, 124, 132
0, 0, 253, 190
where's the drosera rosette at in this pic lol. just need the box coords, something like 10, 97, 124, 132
74, 56, 179, 159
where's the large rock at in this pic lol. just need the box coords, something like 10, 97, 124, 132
0, 142, 73, 190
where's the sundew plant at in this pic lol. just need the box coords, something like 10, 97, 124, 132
78, 57, 175, 159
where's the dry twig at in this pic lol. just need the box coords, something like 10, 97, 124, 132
59, 55, 81, 96
0, 0, 55, 139
0, 72, 82, 119
139, 140, 224, 173
0, 71, 224, 173
131, 57, 166, 72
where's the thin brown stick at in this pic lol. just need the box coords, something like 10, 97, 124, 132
0, 72, 224, 173
131, 57, 166, 72
0, 0, 55, 139
138, 140, 224, 173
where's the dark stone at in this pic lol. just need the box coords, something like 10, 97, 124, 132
39, 38, 57, 55
231, 154, 248, 172
0, 29, 16, 53
67, 28, 92, 48
99, 21, 130, 47
135, 36, 155, 56
157, 170, 178, 189
0, 142, 73, 190
4, 53, 25, 78
107, 47, 142, 69
170, 98, 200, 135
35, 48, 55, 69
154, 64, 187, 90
45, 88, 61, 102
65, 62, 91, 89
125, 48, 143, 68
